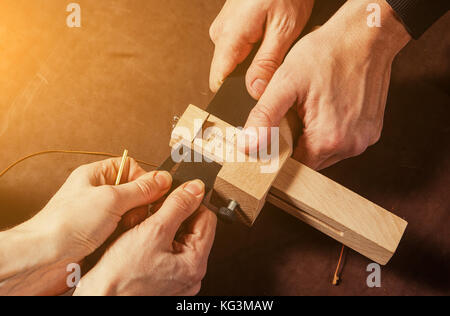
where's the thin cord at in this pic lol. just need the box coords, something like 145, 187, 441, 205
332, 245, 346, 286
0, 150, 159, 179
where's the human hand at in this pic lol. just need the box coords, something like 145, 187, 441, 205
209, 0, 315, 99
0, 158, 172, 295
74, 179, 217, 296
244, 0, 411, 170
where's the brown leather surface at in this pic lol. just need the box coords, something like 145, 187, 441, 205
0, 1, 448, 295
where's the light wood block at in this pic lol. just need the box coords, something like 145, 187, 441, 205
270, 159, 407, 265
170, 104, 408, 265
170, 104, 209, 148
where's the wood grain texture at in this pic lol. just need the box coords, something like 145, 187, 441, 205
214, 125, 292, 225
270, 159, 408, 265
170, 104, 209, 149
172, 105, 294, 225
171, 105, 408, 264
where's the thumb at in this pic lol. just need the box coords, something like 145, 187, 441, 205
112, 171, 172, 213
243, 69, 299, 153
149, 180, 205, 245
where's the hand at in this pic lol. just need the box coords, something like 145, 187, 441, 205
244, 0, 411, 169
0, 158, 172, 295
209, 0, 315, 99
74, 180, 217, 296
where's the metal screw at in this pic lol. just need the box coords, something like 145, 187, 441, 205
218, 200, 239, 223
172, 115, 180, 130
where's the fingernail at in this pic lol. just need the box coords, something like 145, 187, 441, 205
184, 180, 205, 197
213, 78, 224, 92
154, 171, 172, 189
251, 79, 268, 96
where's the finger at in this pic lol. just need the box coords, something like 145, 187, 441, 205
245, 28, 298, 100
178, 205, 217, 258
112, 171, 172, 213
150, 180, 205, 244
125, 158, 148, 182
73, 157, 148, 187
110, 157, 148, 185
243, 69, 301, 153
210, 38, 254, 92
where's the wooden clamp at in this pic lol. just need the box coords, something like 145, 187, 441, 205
171, 104, 408, 265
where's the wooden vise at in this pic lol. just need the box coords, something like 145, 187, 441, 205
170, 104, 408, 265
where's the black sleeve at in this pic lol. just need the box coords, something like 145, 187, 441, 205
385, 0, 449, 39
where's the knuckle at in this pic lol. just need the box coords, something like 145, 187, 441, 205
370, 129, 382, 145
128, 157, 138, 168
100, 161, 111, 177
186, 264, 205, 285
134, 178, 155, 200
350, 138, 369, 157
209, 22, 220, 42
170, 190, 196, 212
188, 283, 202, 296
249, 104, 275, 127
253, 54, 281, 73
70, 164, 88, 178
101, 185, 121, 205
272, 66, 295, 86
148, 218, 167, 238
271, 15, 298, 36
348, 126, 382, 157
319, 131, 345, 154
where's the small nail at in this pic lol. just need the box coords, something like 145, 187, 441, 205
251, 79, 268, 96
154, 171, 172, 189
184, 180, 205, 197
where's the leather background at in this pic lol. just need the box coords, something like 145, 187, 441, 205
0, 0, 448, 295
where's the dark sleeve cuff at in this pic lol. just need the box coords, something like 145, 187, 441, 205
385, 0, 449, 39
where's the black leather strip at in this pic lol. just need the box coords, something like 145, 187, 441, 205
159, 51, 260, 207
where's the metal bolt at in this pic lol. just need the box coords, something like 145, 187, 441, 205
218, 200, 239, 223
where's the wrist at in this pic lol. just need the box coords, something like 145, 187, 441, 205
0, 222, 66, 295
363, 0, 411, 53
73, 264, 119, 296
324, 0, 411, 60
